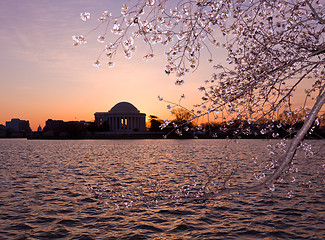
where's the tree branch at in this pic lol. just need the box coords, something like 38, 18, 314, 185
305, 0, 325, 24
196, 89, 325, 200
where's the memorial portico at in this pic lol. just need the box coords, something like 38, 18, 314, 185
94, 102, 146, 132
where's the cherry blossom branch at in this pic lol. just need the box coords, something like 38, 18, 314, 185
195, 88, 325, 200
306, 0, 325, 24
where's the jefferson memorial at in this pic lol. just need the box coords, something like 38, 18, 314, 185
94, 102, 146, 132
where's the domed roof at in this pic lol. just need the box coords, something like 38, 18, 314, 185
109, 102, 140, 113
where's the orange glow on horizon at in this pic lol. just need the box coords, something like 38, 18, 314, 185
0, 1, 319, 131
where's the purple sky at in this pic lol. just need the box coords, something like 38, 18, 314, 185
0, 0, 311, 130
0, 0, 205, 130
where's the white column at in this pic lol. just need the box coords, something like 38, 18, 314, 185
142, 116, 145, 131
131, 117, 134, 130
129, 117, 132, 130
132, 117, 134, 130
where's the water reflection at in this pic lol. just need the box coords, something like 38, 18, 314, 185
0, 139, 324, 239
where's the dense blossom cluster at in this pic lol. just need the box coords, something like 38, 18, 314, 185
75, 0, 324, 202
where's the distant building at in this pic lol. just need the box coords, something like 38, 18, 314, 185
94, 102, 146, 132
43, 119, 65, 132
37, 125, 42, 132
43, 120, 91, 132
5, 118, 31, 136
42, 119, 89, 138
0, 124, 7, 138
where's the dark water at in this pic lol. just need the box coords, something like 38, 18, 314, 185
0, 139, 324, 239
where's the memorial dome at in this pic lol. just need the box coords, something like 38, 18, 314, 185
109, 102, 140, 113
95, 101, 146, 132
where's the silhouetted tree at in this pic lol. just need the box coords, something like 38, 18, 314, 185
148, 115, 163, 132
173, 108, 193, 122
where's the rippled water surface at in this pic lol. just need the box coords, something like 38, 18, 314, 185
0, 139, 324, 239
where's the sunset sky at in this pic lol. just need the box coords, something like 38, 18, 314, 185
0, 1, 313, 131
0, 0, 217, 130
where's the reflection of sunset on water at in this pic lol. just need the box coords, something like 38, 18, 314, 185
0, 139, 324, 239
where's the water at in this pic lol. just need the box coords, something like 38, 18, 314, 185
0, 139, 324, 239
